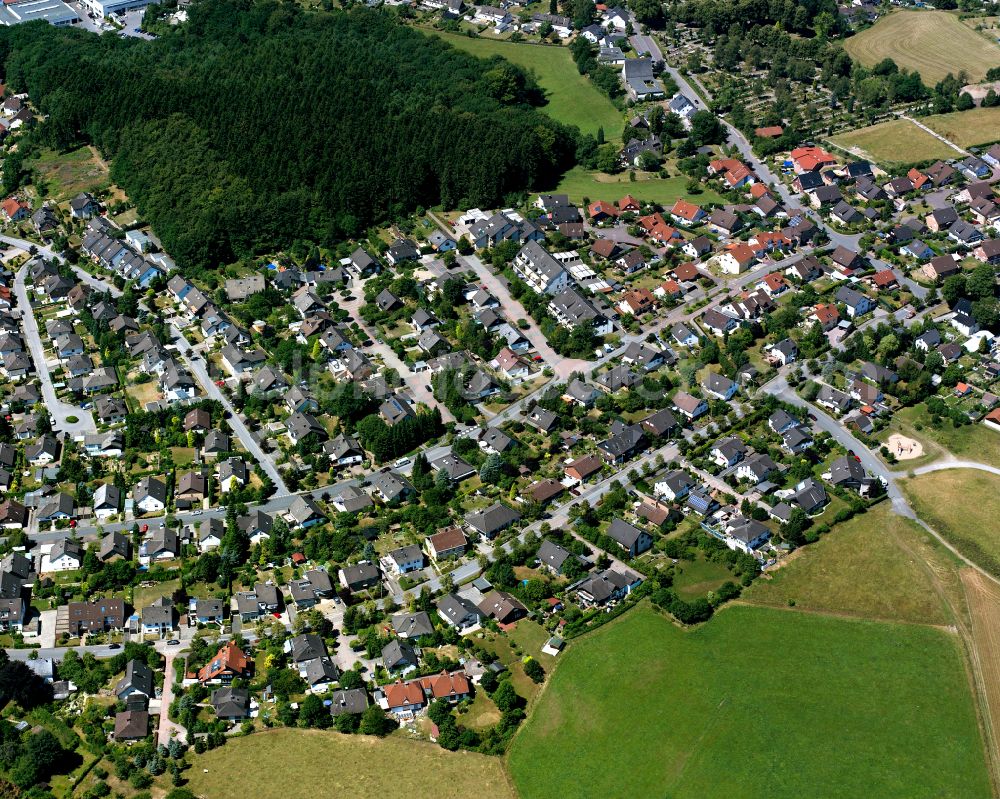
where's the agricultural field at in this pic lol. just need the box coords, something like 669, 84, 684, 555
553, 165, 727, 206
844, 10, 1000, 84
509, 604, 989, 799
961, 567, 1000, 762
744, 504, 952, 625
185, 728, 517, 799
903, 469, 1000, 578
828, 118, 959, 167
31, 145, 111, 202
428, 31, 622, 140
922, 107, 1000, 148
879, 403, 1000, 469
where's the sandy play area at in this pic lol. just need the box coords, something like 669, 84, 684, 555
888, 433, 924, 460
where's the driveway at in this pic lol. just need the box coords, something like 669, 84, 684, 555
460, 253, 591, 381
630, 34, 663, 61
156, 646, 188, 746
13, 265, 97, 437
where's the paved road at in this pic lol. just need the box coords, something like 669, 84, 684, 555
5, 643, 122, 661
761, 369, 1000, 586
171, 325, 290, 497
13, 265, 97, 437
630, 34, 662, 62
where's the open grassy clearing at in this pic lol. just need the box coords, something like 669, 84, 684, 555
844, 10, 1000, 84
428, 31, 622, 140
31, 146, 111, 202
509, 604, 989, 799
880, 403, 1000, 470
744, 504, 951, 625
553, 164, 727, 206
672, 553, 733, 600
922, 106, 1000, 148
185, 728, 516, 799
828, 118, 959, 166
904, 470, 1000, 579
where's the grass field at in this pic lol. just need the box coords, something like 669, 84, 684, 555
923, 106, 1000, 148
744, 504, 951, 625
509, 604, 989, 799
553, 164, 727, 206
32, 146, 110, 202
880, 404, 1000, 470
186, 729, 516, 799
673, 554, 733, 600
828, 118, 959, 166
844, 10, 1000, 84
428, 31, 622, 140
904, 470, 1000, 578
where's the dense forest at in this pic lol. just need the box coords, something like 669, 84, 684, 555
0, 1, 581, 266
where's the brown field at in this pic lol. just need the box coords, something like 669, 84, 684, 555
844, 10, 1000, 84
922, 107, 1000, 148
962, 568, 1000, 782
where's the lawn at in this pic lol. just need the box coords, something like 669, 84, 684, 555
185, 728, 515, 799
844, 10, 1000, 84
880, 403, 1000, 470
672, 554, 733, 600
132, 577, 180, 611
828, 118, 959, 167
744, 504, 951, 625
428, 31, 622, 140
922, 106, 1000, 148
32, 146, 111, 202
903, 469, 1000, 578
553, 164, 727, 206
508, 604, 989, 799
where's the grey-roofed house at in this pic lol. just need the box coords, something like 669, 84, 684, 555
382, 639, 419, 675
436, 593, 482, 631
606, 518, 653, 557
392, 611, 435, 639
329, 688, 369, 717
576, 566, 643, 606
212, 687, 250, 720
115, 660, 154, 701
338, 561, 380, 593
465, 502, 521, 539
431, 453, 476, 483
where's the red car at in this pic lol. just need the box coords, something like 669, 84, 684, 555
215, 380, 226, 387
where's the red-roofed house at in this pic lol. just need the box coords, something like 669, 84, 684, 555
198, 640, 251, 684
383, 679, 426, 717
589, 201, 619, 221
618, 194, 641, 212
1, 198, 28, 222
758, 272, 788, 297
654, 278, 682, 299
618, 288, 656, 316
418, 670, 472, 702
790, 146, 835, 174
907, 168, 929, 191
718, 243, 756, 275
708, 158, 743, 175
955, 382, 972, 397
749, 183, 770, 199
870, 269, 898, 290
670, 199, 706, 225
674, 262, 700, 281
811, 303, 840, 331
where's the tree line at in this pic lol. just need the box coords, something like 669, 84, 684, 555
0, 1, 581, 268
